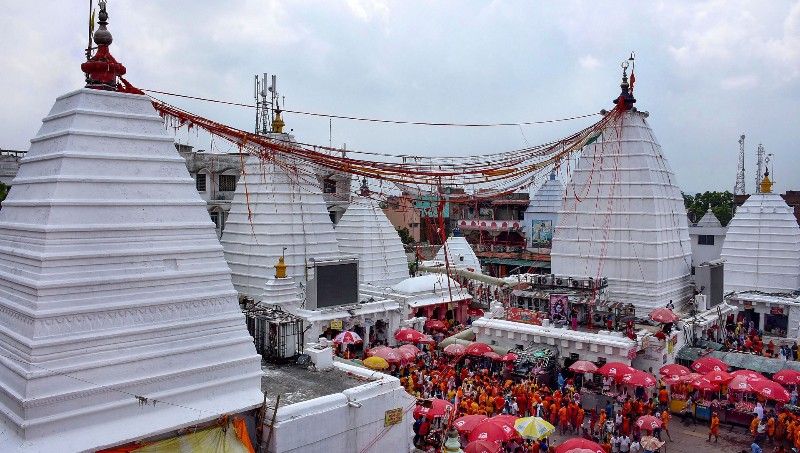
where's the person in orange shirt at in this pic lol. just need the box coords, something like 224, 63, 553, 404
597, 409, 607, 437
660, 410, 672, 441
751, 415, 760, 438
658, 387, 669, 410
767, 415, 775, 444
559, 405, 569, 435
707, 412, 720, 442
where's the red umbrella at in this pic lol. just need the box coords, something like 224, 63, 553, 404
398, 344, 421, 356
418, 335, 437, 345
554, 438, 605, 453
621, 370, 657, 388
663, 375, 682, 385
483, 351, 502, 360
704, 370, 733, 384
597, 362, 635, 378
465, 343, 495, 356
366, 345, 392, 357
467, 307, 485, 317
635, 414, 663, 430
489, 414, 519, 426
690, 376, 721, 391
464, 440, 502, 453
372, 347, 403, 363
425, 319, 448, 330
468, 420, 519, 443
730, 369, 766, 381
727, 375, 758, 392
659, 364, 691, 377
443, 343, 467, 356
333, 330, 363, 344
774, 369, 800, 386
691, 357, 728, 373
680, 372, 702, 383
394, 328, 426, 342
570, 360, 599, 373
413, 398, 454, 419
454, 414, 490, 433
750, 379, 791, 402
499, 353, 519, 362
648, 307, 679, 323
397, 348, 416, 362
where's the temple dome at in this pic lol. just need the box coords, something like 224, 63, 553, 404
335, 195, 409, 287
0, 89, 262, 451
432, 235, 482, 273
221, 148, 341, 298
720, 192, 800, 293
696, 207, 723, 228
551, 109, 692, 312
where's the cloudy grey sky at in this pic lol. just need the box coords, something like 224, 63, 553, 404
2, 1, 798, 195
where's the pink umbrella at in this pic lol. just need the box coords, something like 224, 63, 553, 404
394, 328, 426, 343
570, 360, 599, 373
366, 345, 392, 357
465, 343, 495, 356
730, 369, 767, 381
750, 379, 791, 402
499, 353, 519, 363
680, 372, 702, 383
622, 370, 657, 388
398, 344, 421, 356
554, 438, 605, 453
417, 335, 437, 345
468, 420, 519, 443
464, 440, 502, 453
372, 347, 403, 363
659, 364, 691, 377
454, 414, 490, 433
690, 376, 721, 391
425, 319, 448, 330
443, 343, 467, 356
397, 348, 416, 362
597, 362, 635, 378
413, 398, 454, 418
704, 370, 733, 384
649, 308, 679, 323
727, 375, 758, 392
333, 330, 363, 344
774, 369, 800, 386
663, 375, 682, 385
635, 415, 663, 430
691, 357, 728, 373
489, 414, 519, 426
483, 351, 502, 360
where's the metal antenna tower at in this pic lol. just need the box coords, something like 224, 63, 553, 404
755, 143, 765, 193
254, 73, 279, 135
734, 135, 746, 195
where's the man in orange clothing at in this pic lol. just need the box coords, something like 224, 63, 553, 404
660, 410, 672, 441
559, 404, 569, 435
707, 412, 720, 442
658, 387, 669, 411
766, 414, 775, 444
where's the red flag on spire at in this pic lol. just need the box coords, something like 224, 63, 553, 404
629, 72, 636, 93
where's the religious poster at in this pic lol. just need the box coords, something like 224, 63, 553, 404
384, 408, 403, 427
330, 319, 343, 330
549, 294, 569, 321
530, 219, 554, 247
507, 307, 541, 325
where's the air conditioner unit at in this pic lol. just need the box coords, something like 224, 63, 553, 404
571, 279, 580, 288
554, 277, 565, 287
582, 278, 593, 289
600, 277, 609, 288
696, 294, 707, 311
542, 275, 554, 286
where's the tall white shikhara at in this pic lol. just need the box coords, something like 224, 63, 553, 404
0, 89, 263, 452
551, 109, 692, 312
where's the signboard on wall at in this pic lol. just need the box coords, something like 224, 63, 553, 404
507, 307, 541, 325
330, 319, 343, 330
530, 219, 554, 247
385, 408, 403, 427
771, 307, 785, 315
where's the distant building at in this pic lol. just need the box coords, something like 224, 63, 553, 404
382, 194, 421, 242
0, 149, 24, 186
688, 207, 727, 268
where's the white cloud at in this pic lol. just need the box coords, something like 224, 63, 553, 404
579, 55, 601, 70
346, 0, 390, 24
720, 74, 759, 90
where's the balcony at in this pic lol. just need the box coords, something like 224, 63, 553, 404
457, 218, 522, 233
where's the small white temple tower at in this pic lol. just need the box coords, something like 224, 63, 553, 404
721, 172, 800, 293
524, 172, 564, 252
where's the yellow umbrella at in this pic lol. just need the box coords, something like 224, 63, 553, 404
514, 417, 555, 440
363, 356, 389, 370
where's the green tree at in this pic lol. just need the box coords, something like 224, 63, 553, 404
0, 182, 8, 207
396, 226, 415, 245
682, 190, 733, 226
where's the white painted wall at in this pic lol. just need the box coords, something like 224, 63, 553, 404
265, 363, 416, 453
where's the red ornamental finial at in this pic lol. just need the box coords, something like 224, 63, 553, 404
81, 0, 127, 91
